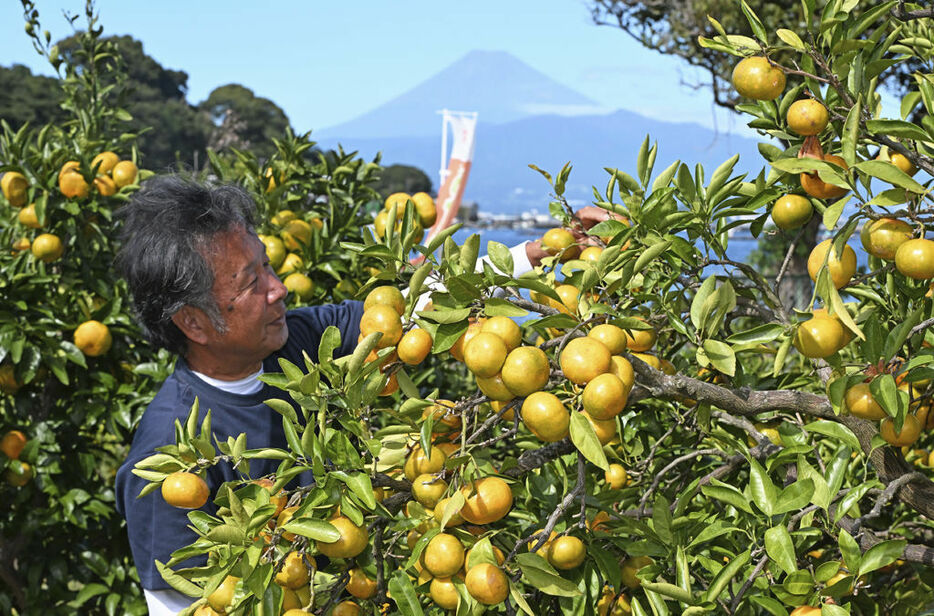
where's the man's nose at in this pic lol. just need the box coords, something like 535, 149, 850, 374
268, 271, 288, 303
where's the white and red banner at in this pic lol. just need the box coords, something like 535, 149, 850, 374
426, 110, 477, 246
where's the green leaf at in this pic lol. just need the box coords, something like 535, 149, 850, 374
154, 561, 202, 597
317, 326, 341, 363
388, 569, 425, 616
869, 374, 899, 418
690, 277, 717, 330
633, 240, 671, 272
858, 539, 906, 576
804, 421, 861, 451
332, 471, 377, 510
777, 28, 805, 50
740, 0, 768, 42
486, 241, 514, 275
726, 323, 784, 348
516, 553, 582, 596
701, 480, 754, 514
865, 119, 930, 143
838, 529, 861, 573
764, 526, 797, 574
703, 549, 751, 602
841, 101, 860, 166
417, 307, 472, 324
702, 340, 736, 376
460, 234, 480, 273
853, 160, 926, 193
281, 518, 341, 542
569, 411, 609, 470
641, 582, 694, 604
774, 478, 815, 514
484, 297, 529, 317
747, 458, 777, 516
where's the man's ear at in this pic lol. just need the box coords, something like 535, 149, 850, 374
171, 306, 211, 346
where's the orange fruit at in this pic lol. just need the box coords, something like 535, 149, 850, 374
895, 238, 934, 280
547, 535, 586, 570
880, 415, 921, 447
583, 411, 617, 445
271, 210, 298, 226
597, 587, 632, 616
258, 233, 287, 268
786, 99, 829, 136
521, 391, 570, 442
433, 496, 465, 527
424, 533, 465, 578
193, 605, 222, 616
316, 515, 369, 559
560, 337, 611, 385
404, 444, 447, 481
464, 332, 508, 378
481, 316, 522, 351
861, 218, 912, 260
91, 151, 119, 174
94, 174, 117, 196
582, 373, 628, 419
207, 575, 239, 612
277, 506, 300, 541
632, 353, 661, 370
889, 151, 918, 176
112, 160, 138, 188
276, 252, 303, 277
31, 233, 64, 263
412, 192, 437, 227
476, 372, 515, 401
807, 239, 856, 288
771, 195, 813, 230
283, 273, 315, 301
800, 155, 849, 200
605, 463, 628, 489
359, 304, 403, 349
5, 461, 33, 487
253, 478, 286, 518
74, 320, 113, 357
794, 316, 845, 359
732, 56, 785, 100
330, 601, 360, 616
364, 286, 405, 316
429, 577, 459, 610
412, 473, 448, 509
421, 399, 460, 433
501, 346, 550, 396
622, 319, 656, 352
17, 203, 40, 229
59, 164, 89, 199
449, 321, 483, 362
161, 471, 210, 509
275, 552, 311, 589
1, 171, 28, 207
621, 556, 653, 589
588, 324, 628, 355
552, 284, 580, 314
0, 363, 21, 395
844, 383, 886, 420
281, 219, 313, 251
580, 246, 603, 263
12, 237, 30, 252
609, 356, 635, 390
346, 568, 377, 599
465, 544, 506, 569
460, 477, 513, 525
398, 328, 433, 364
383, 192, 410, 211
789, 607, 821, 616
465, 563, 509, 605
542, 228, 580, 261
0, 430, 27, 460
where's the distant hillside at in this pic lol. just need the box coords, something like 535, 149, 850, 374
319, 109, 768, 215
316, 50, 607, 140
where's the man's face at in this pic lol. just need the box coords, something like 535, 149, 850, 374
201, 227, 289, 368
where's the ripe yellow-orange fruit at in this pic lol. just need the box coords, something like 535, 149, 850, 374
398, 328, 433, 365
161, 471, 210, 509
597, 587, 632, 616
583, 411, 617, 445
384, 192, 410, 211
895, 238, 934, 280
74, 320, 113, 357
59, 164, 89, 199
422, 400, 460, 433
465, 563, 509, 605
623, 319, 656, 352
272, 210, 298, 226
794, 316, 845, 359
12, 237, 30, 252
449, 321, 483, 362
732, 56, 785, 100
404, 445, 446, 481
346, 568, 377, 599
621, 556, 653, 589
281, 219, 313, 251
0, 363, 21, 395
260, 234, 286, 269
861, 218, 912, 261
464, 332, 508, 378
0, 430, 27, 460
605, 463, 628, 489
412, 191, 437, 227
424, 533, 465, 578
890, 151, 918, 176
547, 535, 586, 570
844, 383, 886, 420
552, 284, 581, 314
283, 273, 315, 301
1, 171, 29, 207
31, 233, 64, 263
193, 605, 222, 616
501, 346, 550, 396
807, 239, 856, 289
542, 227, 580, 262
800, 155, 849, 200
521, 391, 570, 442
786, 99, 829, 136
481, 316, 522, 351
460, 476, 513, 525
429, 577, 459, 610
91, 151, 119, 175
364, 286, 406, 316
253, 477, 286, 518
207, 575, 239, 612
316, 515, 369, 559
412, 473, 448, 509
588, 324, 627, 355
17, 203, 40, 229
582, 373, 628, 419
276, 253, 303, 276
5, 461, 32, 487
330, 601, 360, 616
771, 195, 813, 230
359, 304, 403, 349
476, 372, 515, 401
275, 552, 310, 589
609, 356, 635, 390
789, 607, 821, 616
112, 160, 138, 188
277, 505, 300, 541
465, 544, 506, 569
560, 337, 611, 385
880, 415, 921, 447
580, 246, 603, 263
433, 496, 465, 527
94, 174, 117, 196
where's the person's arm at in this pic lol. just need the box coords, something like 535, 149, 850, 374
144, 588, 193, 615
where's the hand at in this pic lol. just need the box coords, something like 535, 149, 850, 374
525, 240, 549, 268
573, 206, 625, 232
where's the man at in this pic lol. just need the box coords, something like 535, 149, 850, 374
114, 176, 611, 614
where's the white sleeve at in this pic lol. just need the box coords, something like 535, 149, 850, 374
412, 241, 534, 311
144, 588, 193, 615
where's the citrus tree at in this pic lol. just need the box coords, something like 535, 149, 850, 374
0, 3, 381, 614
131, 3, 934, 616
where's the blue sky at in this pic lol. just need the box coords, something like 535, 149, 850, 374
0, 0, 752, 136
